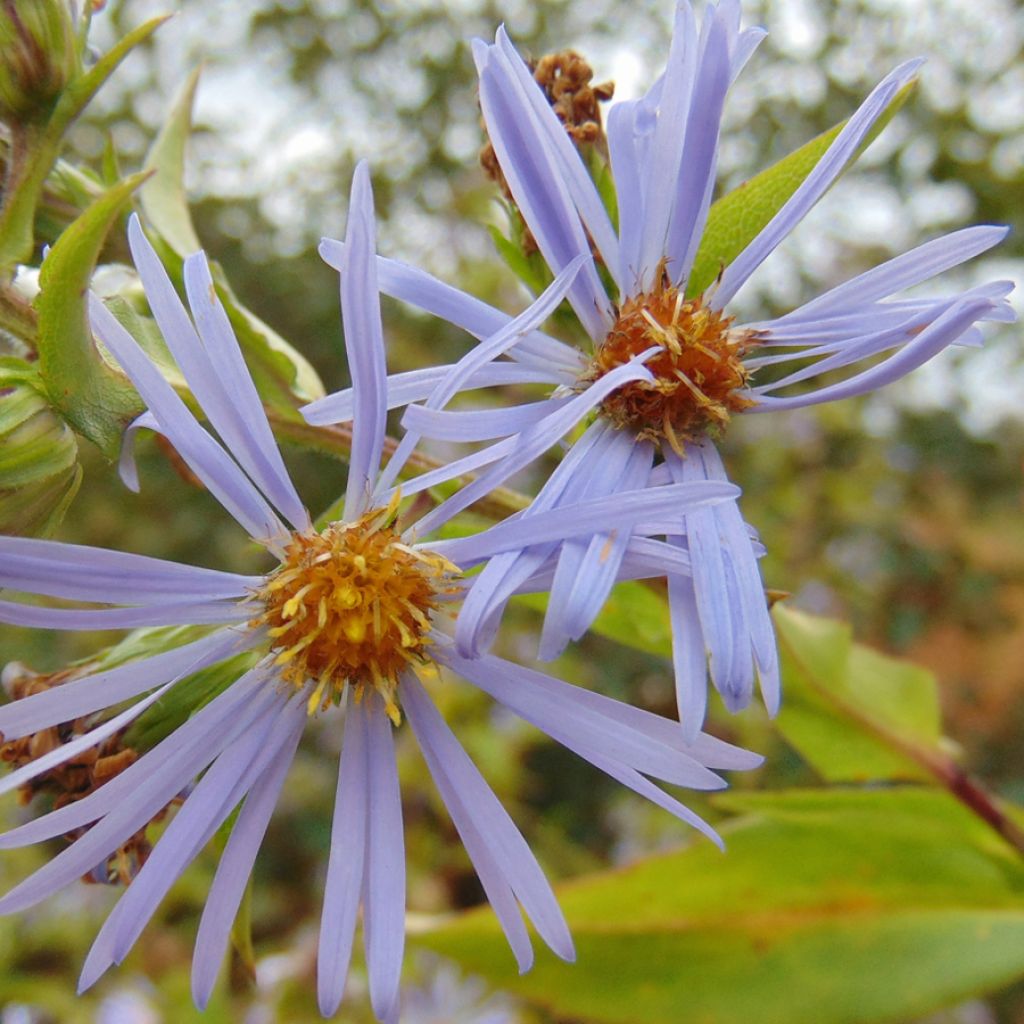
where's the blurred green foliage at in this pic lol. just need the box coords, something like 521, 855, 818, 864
0, 1, 1022, 1022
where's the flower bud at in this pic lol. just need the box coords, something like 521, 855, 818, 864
0, 0, 79, 122
0, 361, 80, 535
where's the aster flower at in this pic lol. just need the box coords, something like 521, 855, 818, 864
304, 0, 1015, 739
0, 165, 757, 1019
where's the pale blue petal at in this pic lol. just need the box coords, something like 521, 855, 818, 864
378, 255, 589, 492
0, 628, 251, 742
0, 677, 178, 802
403, 676, 533, 972
400, 396, 572, 443
751, 294, 998, 410
89, 294, 286, 543
117, 410, 158, 492
713, 60, 925, 307
182, 252, 310, 530
414, 356, 656, 536
79, 697, 294, 991
403, 674, 572, 964
318, 696, 369, 1017
302, 362, 561, 427
432, 478, 737, 566
478, 52, 613, 339
0, 598, 249, 631
362, 695, 405, 1022
445, 647, 725, 790
607, 100, 647, 293
668, 570, 709, 742
639, 1, 699, 281
340, 163, 389, 520
774, 225, 1010, 320
317, 248, 584, 376
0, 534, 261, 605
492, 28, 622, 291
191, 710, 304, 1008
0, 667, 279, 850
666, 7, 731, 287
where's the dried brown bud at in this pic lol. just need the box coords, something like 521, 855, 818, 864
0, 663, 175, 885
480, 49, 614, 257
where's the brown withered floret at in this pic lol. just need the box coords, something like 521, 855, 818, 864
0, 666, 177, 885
480, 49, 614, 255
580, 263, 761, 454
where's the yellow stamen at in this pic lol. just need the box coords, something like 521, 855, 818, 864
249, 508, 460, 722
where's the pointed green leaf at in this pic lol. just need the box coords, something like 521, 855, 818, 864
773, 603, 943, 782
422, 788, 1024, 1024
57, 16, 170, 131
141, 67, 203, 258
35, 173, 149, 458
687, 81, 916, 298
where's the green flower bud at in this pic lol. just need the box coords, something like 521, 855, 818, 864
0, 0, 79, 122
0, 359, 80, 535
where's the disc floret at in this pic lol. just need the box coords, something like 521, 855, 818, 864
584, 274, 758, 453
251, 503, 459, 722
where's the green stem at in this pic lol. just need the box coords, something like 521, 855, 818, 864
0, 121, 60, 269
786, 633, 1024, 857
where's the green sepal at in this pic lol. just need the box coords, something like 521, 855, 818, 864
34, 172, 150, 458
0, 356, 80, 535
687, 80, 916, 298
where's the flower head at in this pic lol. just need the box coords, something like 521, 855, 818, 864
307, 1, 1015, 739
0, 164, 757, 1019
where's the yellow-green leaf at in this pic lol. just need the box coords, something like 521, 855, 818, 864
422, 788, 1024, 1024
688, 81, 916, 298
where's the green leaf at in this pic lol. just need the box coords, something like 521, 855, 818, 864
773, 604, 944, 782
123, 648, 261, 751
517, 580, 673, 660
422, 788, 1024, 1024
35, 172, 149, 458
688, 81, 916, 298
487, 222, 550, 296
140, 67, 203, 258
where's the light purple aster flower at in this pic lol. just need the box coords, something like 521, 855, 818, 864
304, 0, 1015, 740
0, 164, 758, 1020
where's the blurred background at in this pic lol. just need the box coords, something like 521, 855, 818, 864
1, 0, 1023, 1020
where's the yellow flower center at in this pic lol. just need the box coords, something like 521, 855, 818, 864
250, 504, 459, 723
583, 277, 758, 453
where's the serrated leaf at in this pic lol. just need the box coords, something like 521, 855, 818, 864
773, 603, 943, 782
688, 81, 916, 298
422, 788, 1024, 1024
34, 173, 149, 458
140, 67, 203, 258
